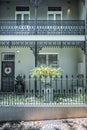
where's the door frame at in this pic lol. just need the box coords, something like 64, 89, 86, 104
1, 52, 15, 92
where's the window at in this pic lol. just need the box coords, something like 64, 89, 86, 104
15, 6, 30, 20
47, 7, 62, 20
38, 53, 59, 68
16, 6, 29, 11
2, 53, 15, 61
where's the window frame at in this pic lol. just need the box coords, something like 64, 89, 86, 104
2, 52, 15, 61
15, 11, 30, 20
38, 53, 59, 68
47, 11, 62, 20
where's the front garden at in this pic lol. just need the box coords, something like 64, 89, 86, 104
0, 92, 87, 105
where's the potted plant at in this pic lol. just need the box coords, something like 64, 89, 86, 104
15, 74, 25, 92
32, 65, 61, 80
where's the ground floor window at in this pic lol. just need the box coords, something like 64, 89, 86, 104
37, 53, 59, 68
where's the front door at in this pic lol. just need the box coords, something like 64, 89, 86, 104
1, 53, 15, 92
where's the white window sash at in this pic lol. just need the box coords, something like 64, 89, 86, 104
15, 11, 30, 20
47, 11, 62, 20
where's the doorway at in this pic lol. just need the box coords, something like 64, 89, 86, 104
1, 52, 15, 92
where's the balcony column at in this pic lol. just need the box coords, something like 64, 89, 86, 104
85, 0, 87, 87
30, 0, 40, 67
34, 0, 38, 67
30, 0, 40, 95
30, 0, 39, 67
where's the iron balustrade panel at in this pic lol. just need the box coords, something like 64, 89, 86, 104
0, 20, 85, 35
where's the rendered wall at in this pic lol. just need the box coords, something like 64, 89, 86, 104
0, 47, 34, 90
0, 0, 79, 20
77, 48, 85, 76
0, 47, 34, 77
39, 48, 83, 76
0, 105, 87, 121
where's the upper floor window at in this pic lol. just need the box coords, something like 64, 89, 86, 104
15, 6, 30, 20
16, 6, 29, 11
47, 7, 62, 20
37, 53, 59, 68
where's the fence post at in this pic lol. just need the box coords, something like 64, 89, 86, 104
23, 75, 25, 93
66, 75, 68, 94
61, 75, 63, 94
71, 75, 74, 96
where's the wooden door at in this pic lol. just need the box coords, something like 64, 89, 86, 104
1, 53, 15, 92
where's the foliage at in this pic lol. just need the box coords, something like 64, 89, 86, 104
32, 65, 61, 79
15, 74, 25, 92
15, 74, 24, 85
1, 93, 87, 105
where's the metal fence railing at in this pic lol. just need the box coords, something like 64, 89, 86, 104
0, 75, 87, 105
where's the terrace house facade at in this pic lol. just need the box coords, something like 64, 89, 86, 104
0, 0, 86, 93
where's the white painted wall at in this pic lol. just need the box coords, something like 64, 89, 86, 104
0, 48, 34, 78
0, 47, 34, 89
36, 0, 79, 20
0, 47, 85, 90
77, 48, 85, 76
0, 0, 79, 20
39, 48, 82, 76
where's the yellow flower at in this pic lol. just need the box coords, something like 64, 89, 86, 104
31, 65, 61, 78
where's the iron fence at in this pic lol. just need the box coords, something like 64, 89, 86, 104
0, 20, 85, 35
0, 75, 87, 105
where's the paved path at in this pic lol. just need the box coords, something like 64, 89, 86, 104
23, 118, 87, 130
0, 118, 87, 130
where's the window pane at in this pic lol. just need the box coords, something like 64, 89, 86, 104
38, 55, 46, 66
16, 6, 29, 11
48, 7, 61, 11
16, 14, 22, 20
2, 53, 15, 61
24, 14, 29, 20
48, 54, 58, 67
5, 55, 15, 61
48, 14, 54, 20
56, 14, 61, 20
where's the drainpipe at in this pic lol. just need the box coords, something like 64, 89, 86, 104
85, 0, 87, 88
34, 0, 38, 67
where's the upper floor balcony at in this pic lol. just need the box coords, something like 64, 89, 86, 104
0, 20, 85, 35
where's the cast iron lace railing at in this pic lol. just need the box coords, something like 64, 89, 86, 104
0, 20, 85, 35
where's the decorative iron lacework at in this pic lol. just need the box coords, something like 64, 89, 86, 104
0, 41, 85, 54
0, 20, 85, 35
